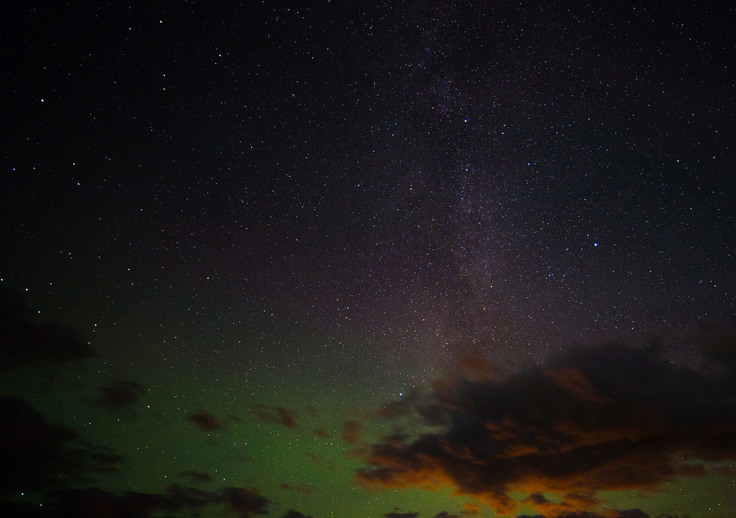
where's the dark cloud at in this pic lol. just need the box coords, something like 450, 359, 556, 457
188, 409, 225, 432
354, 339, 736, 515
0, 394, 273, 517
698, 330, 736, 375
165, 484, 216, 510
434, 511, 480, 518
0, 499, 48, 518
313, 428, 330, 438
0, 293, 94, 370
281, 510, 314, 518
517, 512, 649, 518
517, 506, 649, 518
178, 470, 214, 484
0, 395, 121, 496
561, 492, 601, 510
524, 493, 550, 505
97, 380, 143, 412
220, 487, 271, 517
253, 404, 297, 428
384, 512, 420, 518
340, 419, 363, 444
1, 475, 269, 517
56, 487, 173, 518
519, 491, 604, 517
52, 484, 271, 518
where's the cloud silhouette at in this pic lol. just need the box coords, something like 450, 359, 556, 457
50, 484, 271, 518
97, 380, 143, 412
253, 404, 297, 428
0, 292, 94, 370
517, 511, 649, 518
0, 499, 49, 517
340, 419, 363, 444
434, 511, 481, 518
0, 395, 122, 496
354, 338, 736, 515
0, 400, 272, 518
280, 510, 314, 518
220, 487, 271, 516
188, 409, 225, 432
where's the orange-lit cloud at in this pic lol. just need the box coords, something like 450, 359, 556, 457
354, 337, 736, 516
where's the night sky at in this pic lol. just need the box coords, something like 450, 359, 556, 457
1, 1, 735, 517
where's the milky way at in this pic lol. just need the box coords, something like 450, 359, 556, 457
1, 2, 735, 517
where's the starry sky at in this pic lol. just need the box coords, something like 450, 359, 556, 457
1, 1, 735, 517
